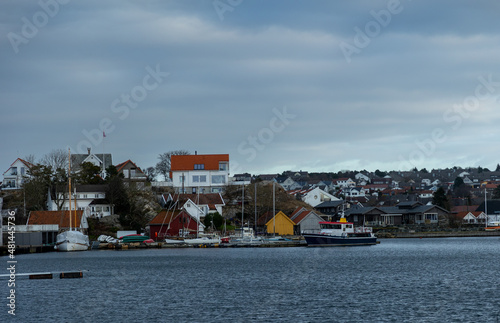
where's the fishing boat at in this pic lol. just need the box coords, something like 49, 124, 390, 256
302, 217, 377, 247
54, 149, 90, 252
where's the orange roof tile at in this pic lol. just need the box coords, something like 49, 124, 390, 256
28, 210, 83, 228
149, 209, 189, 225
171, 154, 229, 172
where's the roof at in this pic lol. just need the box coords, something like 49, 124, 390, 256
168, 193, 225, 208
115, 160, 145, 174
149, 209, 188, 225
27, 210, 84, 228
315, 200, 344, 208
456, 211, 484, 219
71, 152, 112, 170
265, 211, 295, 226
171, 154, 229, 171
3, 158, 34, 175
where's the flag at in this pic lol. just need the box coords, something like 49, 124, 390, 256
103, 131, 106, 138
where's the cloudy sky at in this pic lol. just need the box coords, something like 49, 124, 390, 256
2, 0, 500, 177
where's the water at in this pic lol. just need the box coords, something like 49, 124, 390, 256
2, 237, 500, 322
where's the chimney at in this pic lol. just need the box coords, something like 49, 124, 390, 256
195, 151, 197, 155
87, 147, 91, 155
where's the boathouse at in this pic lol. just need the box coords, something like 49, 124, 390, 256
148, 209, 203, 240
265, 211, 295, 236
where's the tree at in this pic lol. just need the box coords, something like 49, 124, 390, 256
493, 185, 500, 200
41, 149, 68, 171
375, 169, 386, 177
155, 150, 190, 181
145, 167, 157, 182
496, 164, 500, 172
432, 187, 451, 211
75, 162, 103, 184
453, 177, 470, 198
23, 164, 53, 212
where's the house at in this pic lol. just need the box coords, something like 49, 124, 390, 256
476, 200, 500, 222
162, 193, 226, 220
276, 176, 302, 191
457, 211, 486, 224
265, 211, 295, 235
314, 200, 344, 219
332, 178, 356, 188
355, 172, 370, 183
345, 201, 450, 227
148, 209, 202, 240
47, 184, 114, 218
27, 209, 89, 231
170, 153, 229, 193
115, 160, 148, 186
71, 148, 112, 179
287, 187, 339, 207
2, 158, 33, 190
289, 207, 324, 234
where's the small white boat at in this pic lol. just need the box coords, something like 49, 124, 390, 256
164, 238, 185, 244
184, 235, 221, 245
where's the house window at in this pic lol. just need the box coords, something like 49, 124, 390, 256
425, 213, 438, 221
194, 164, 205, 170
192, 175, 206, 183
219, 162, 228, 171
11, 167, 17, 175
212, 175, 225, 184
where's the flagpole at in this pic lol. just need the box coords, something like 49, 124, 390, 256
102, 131, 105, 178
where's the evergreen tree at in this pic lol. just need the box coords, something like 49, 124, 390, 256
493, 185, 500, 200
432, 187, 451, 211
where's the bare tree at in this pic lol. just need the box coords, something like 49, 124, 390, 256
24, 154, 36, 165
41, 149, 68, 171
156, 150, 190, 181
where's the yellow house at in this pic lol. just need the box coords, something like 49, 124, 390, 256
265, 211, 295, 235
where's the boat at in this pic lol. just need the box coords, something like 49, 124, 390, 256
55, 229, 90, 251
302, 217, 377, 247
121, 234, 151, 243
184, 234, 221, 245
54, 149, 90, 252
485, 221, 500, 231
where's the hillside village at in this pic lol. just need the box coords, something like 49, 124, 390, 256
2, 149, 500, 244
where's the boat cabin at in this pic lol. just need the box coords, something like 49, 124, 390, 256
319, 220, 354, 234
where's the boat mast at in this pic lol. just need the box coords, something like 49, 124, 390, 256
241, 183, 244, 238
485, 188, 488, 228
74, 187, 77, 231
68, 148, 72, 231
273, 181, 275, 237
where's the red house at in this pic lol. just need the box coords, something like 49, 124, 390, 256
148, 209, 200, 241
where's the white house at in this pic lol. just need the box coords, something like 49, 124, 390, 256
71, 148, 113, 179
332, 178, 356, 188
355, 173, 370, 183
2, 158, 33, 190
48, 184, 114, 218
288, 187, 340, 208
170, 154, 230, 194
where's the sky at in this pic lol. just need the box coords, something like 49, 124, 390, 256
1, 0, 500, 177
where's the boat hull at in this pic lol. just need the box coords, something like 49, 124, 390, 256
303, 233, 377, 247
55, 231, 89, 251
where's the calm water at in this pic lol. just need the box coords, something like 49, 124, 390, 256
2, 237, 500, 322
